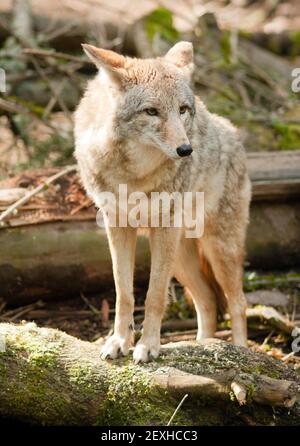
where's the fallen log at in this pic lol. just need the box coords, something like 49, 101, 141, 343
246, 306, 299, 336
0, 322, 299, 426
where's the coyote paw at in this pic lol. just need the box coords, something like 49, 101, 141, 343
100, 334, 132, 360
133, 339, 160, 363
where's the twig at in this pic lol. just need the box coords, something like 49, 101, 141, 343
0, 97, 33, 116
101, 299, 110, 328
29, 56, 73, 123
23, 305, 146, 320
0, 204, 57, 211
194, 75, 238, 103
0, 165, 77, 224
70, 197, 93, 215
242, 55, 288, 100
231, 381, 247, 405
0, 300, 44, 322
80, 293, 101, 316
0, 97, 56, 131
0, 301, 6, 314
14, 309, 102, 319
42, 62, 83, 117
23, 48, 91, 65
6, 68, 52, 84
43, 76, 69, 118
245, 277, 300, 287
262, 330, 274, 347
247, 306, 296, 335
40, 20, 79, 44
161, 330, 198, 344
167, 394, 188, 426
282, 352, 295, 362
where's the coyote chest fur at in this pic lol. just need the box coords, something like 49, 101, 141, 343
74, 41, 251, 363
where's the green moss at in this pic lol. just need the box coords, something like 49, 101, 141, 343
145, 8, 179, 44
101, 364, 187, 426
0, 326, 77, 424
165, 295, 195, 321
244, 271, 300, 292
0, 361, 7, 380
246, 383, 256, 404
68, 361, 94, 386
229, 391, 236, 402
271, 122, 300, 150
220, 30, 232, 64
251, 365, 280, 380
8, 95, 44, 116
156, 341, 289, 385
289, 31, 300, 57
245, 121, 281, 152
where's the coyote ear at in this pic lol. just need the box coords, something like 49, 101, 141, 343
82, 44, 127, 86
165, 41, 194, 81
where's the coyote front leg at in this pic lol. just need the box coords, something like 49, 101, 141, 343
133, 227, 181, 363
101, 225, 137, 359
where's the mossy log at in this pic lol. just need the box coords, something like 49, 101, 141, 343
0, 322, 300, 426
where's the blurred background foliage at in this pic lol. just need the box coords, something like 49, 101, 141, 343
0, 0, 299, 178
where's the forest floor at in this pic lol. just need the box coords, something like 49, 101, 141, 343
1, 273, 299, 371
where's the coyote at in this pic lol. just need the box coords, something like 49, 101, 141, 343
74, 41, 251, 363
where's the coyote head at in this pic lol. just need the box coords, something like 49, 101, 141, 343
82, 41, 195, 161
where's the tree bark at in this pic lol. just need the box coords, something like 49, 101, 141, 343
0, 323, 299, 426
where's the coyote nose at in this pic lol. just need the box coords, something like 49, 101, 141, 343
176, 144, 193, 157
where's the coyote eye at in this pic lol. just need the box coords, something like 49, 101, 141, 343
144, 108, 158, 116
179, 105, 189, 115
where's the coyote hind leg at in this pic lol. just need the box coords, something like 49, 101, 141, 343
173, 237, 217, 340
203, 237, 247, 347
